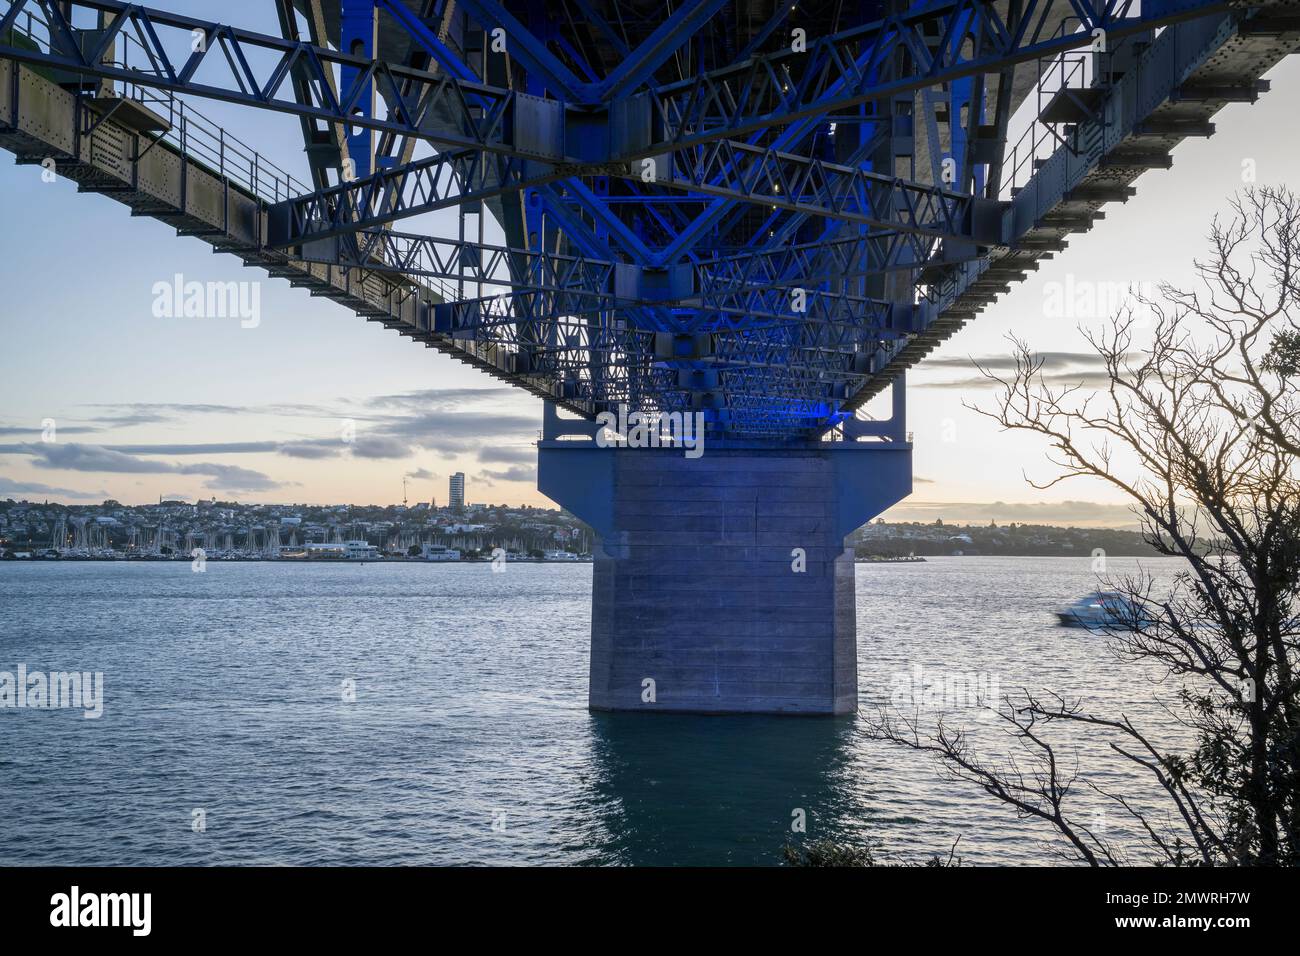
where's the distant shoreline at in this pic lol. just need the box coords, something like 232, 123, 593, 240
1, 555, 592, 564
2, 553, 1191, 565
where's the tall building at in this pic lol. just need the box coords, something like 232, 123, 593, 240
449, 473, 465, 512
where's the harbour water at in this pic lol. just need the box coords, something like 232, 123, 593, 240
0, 556, 1191, 865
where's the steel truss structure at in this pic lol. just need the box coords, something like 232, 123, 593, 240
0, 0, 1286, 436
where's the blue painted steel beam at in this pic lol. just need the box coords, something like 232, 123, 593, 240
0, 0, 1232, 166
542, 180, 657, 264
617, 0, 1232, 160
267, 144, 1000, 252
0, 0, 573, 159
266, 150, 568, 247
372, 0, 478, 83
297, 229, 975, 304
594, 0, 729, 100
453, 0, 588, 100
0, 0, 1256, 440
340, 0, 377, 179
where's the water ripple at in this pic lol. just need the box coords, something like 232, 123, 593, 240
0, 557, 1188, 865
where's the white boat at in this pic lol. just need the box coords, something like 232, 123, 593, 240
1055, 591, 1144, 629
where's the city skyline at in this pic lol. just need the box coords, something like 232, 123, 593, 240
0, 493, 1160, 559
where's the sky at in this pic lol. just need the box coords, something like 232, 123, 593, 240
2, 10, 1298, 527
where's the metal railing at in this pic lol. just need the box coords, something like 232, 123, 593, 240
7, 8, 308, 203
998, 18, 1116, 200
5, 9, 466, 304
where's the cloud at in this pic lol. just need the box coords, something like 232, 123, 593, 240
0, 424, 102, 438
0, 477, 109, 500
3, 392, 543, 499
479, 465, 537, 483
5, 443, 283, 491
881, 499, 1139, 528
349, 435, 413, 459
79, 401, 344, 424
922, 351, 1119, 372
278, 442, 341, 459
80, 409, 179, 428
0, 407, 540, 470
379, 411, 537, 444
108, 442, 280, 455
914, 351, 1139, 390
477, 445, 534, 464
84, 402, 248, 417
3, 438, 353, 461
362, 387, 517, 413
175, 463, 282, 492
25, 443, 174, 474
917, 370, 1116, 390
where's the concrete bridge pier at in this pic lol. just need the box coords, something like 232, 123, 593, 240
537, 399, 911, 715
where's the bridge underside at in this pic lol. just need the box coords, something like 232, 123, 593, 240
3, 0, 1300, 713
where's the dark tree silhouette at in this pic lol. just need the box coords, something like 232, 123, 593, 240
870, 187, 1300, 866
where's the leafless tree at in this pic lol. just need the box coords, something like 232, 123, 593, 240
870, 187, 1300, 866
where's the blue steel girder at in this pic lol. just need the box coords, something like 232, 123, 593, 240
696, 234, 985, 298
267, 147, 1004, 249
588, 0, 730, 101
370, 0, 477, 83
0, 0, 1252, 439
537, 180, 656, 265
432, 282, 898, 333
265, 149, 566, 246
0, 0, 1231, 164
340, 0, 377, 178
451, 0, 593, 100
624, 0, 1232, 160
297, 229, 972, 307
0, 0, 570, 159
429, 298, 913, 412
639, 141, 1005, 239
415, 292, 903, 413
663, 118, 893, 269
673, 2, 1008, 284
272, 0, 347, 192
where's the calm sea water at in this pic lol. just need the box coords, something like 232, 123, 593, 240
0, 557, 1192, 866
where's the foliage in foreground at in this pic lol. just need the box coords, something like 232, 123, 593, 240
782, 838, 963, 867
868, 188, 1300, 866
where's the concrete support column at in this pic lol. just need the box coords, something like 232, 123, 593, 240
539, 420, 910, 715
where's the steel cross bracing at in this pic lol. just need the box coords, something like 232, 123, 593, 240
0, 0, 1229, 159
0, 0, 1254, 436
265, 140, 1001, 247
300, 230, 960, 307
